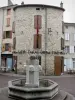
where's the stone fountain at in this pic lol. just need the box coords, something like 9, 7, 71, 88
8, 58, 58, 100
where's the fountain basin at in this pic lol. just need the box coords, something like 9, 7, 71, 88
8, 78, 58, 100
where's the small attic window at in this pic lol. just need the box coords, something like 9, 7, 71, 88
36, 8, 40, 10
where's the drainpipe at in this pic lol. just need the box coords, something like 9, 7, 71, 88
1, 8, 4, 67
44, 7, 47, 75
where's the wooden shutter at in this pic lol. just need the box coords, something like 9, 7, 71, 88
13, 37, 16, 49
12, 22, 15, 33
34, 15, 42, 29
7, 9, 11, 15
62, 21, 64, 34
7, 18, 10, 26
34, 34, 37, 49
61, 38, 64, 50
8, 44, 11, 52
34, 15, 37, 29
38, 34, 42, 49
33, 34, 42, 49
2, 44, 5, 52
3, 31, 6, 39
38, 15, 42, 29
10, 31, 12, 38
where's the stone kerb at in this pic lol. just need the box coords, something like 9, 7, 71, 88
8, 78, 58, 99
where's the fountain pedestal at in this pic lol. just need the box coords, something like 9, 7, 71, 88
25, 59, 42, 87
8, 58, 59, 100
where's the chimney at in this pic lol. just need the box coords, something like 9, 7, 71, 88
21, 1, 24, 5
60, 1, 63, 8
8, 0, 13, 6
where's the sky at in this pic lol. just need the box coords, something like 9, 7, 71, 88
0, 0, 75, 23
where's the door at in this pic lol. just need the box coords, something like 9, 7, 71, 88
54, 56, 64, 75
6, 58, 12, 70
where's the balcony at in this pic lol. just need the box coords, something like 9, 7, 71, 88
2, 39, 13, 44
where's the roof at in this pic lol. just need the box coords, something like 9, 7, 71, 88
0, 4, 17, 9
13, 4, 65, 11
64, 23, 75, 26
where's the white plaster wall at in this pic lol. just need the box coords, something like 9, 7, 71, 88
3, 8, 14, 31
2, 7, 14, 53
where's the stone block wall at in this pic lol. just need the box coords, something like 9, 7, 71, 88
14, 6, 64, 75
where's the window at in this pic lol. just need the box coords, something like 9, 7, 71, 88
70, 46, 74, 53
34, 15, 42, 29
65, 46, 69, 53
65, 33, 69, 40
6, 31, 12, 38
34, 34, 42, 49
36, 8, 40, 10
5, 43, 11, 51
7, 18, 10, 26
7, 9, 11, 15
30, 56, 41, 65
3, 31, 12, 38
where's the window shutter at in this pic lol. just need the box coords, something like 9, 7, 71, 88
13, 37, 16, 49
62, 21, 64, 34
9, 44, 11, 52
7, 18, 10, 26
65, 33, 69, 40
2, 44, 5, 52
7, 9, 11, 15
34, 34, 37, 49
34, 15, 37, 29
3, 31, 6, 39
74, 34, 75, 41
33, 34, 42, 49
70, 46, 74, 53
10, 31, 12, 38
38, 15, 42, 29
12, 22, 15, 33
68, 33, 69, 40
38, 34, 42, 49
34, 15, 42, 29
61, 38, 64, 50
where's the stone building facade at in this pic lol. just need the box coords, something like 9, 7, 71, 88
0, 2, 17, 70
13, 4, 65, 75
64, 23, 75, 71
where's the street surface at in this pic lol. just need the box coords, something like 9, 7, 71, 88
0, 74, 75, 97
50, 76, 75, 97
